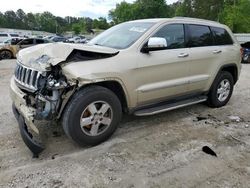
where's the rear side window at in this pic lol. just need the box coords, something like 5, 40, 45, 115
153, 24, 185, 49
186, 24, 213, 47
0, 34, 8, 37
211, 27, 233, 45
36, 39, 45, 44
20, 39, 34, 45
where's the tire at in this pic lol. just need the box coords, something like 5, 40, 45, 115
62, 86, 122, 146
0, 50, 12, 60
207, 71, 234, 108
242, 54, 250, 64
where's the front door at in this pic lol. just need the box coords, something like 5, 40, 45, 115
136, 24, 191, 105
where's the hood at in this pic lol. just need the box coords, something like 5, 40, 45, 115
17, 43, 119, 70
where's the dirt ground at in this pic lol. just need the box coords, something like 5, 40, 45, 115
0, 59, 249, 188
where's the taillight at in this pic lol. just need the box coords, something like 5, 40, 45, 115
240, 47, 244, 58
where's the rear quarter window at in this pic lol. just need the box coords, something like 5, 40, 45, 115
186, 24, 214, 47
211, 27, 233, 45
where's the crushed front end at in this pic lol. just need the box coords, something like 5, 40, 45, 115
10, 56, 77, 156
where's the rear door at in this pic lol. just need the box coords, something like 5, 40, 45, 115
136, 24, 191, 105
185, 24, 221, 93
186, 24, 236, 93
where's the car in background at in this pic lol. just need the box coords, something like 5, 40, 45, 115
241, 42, 250, 63
1, 37, 24, 45
0, 33, 20, 43
0, 38, 52, 60
67, 36, 87, 43
51, 36, 67, 42
43, 35, 55, 40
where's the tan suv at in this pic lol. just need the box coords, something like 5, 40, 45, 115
10, 17, 241, 155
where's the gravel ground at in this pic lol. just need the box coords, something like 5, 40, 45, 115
0, 59, 250, 188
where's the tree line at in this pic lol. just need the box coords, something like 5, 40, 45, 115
0, 0, 249, 34
109, 0, 250, 33
0, 9, 110, 34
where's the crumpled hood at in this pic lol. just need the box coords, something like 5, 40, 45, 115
17, 42, 119, 68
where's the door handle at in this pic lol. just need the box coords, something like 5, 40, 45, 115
213, 50, 222, 54
178, 53, 189, 58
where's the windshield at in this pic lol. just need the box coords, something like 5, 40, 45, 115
89, 22, 155, 49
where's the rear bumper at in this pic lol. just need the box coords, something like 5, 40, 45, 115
10, 76, 44, 156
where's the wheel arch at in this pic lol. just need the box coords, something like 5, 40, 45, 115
58, 79, 130, 119
218, 63, 239, 84
80, 80, 129, 113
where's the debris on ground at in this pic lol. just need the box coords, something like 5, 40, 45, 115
51, 154, 59, 160
228, 115, 241, 123
230, 134, 247, 145
195, 116, 207, 121
202, 146, 217, 157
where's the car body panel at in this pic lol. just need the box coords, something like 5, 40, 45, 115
136, 48, 190, 105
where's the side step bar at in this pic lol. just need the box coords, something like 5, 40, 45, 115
134, 96, 207, 116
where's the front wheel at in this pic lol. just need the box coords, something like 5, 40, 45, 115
207, 71, 234, 108
0, 50, 12, 60
62, 86, 122, 146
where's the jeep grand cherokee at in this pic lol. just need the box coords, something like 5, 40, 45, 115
10, 17, 242, 155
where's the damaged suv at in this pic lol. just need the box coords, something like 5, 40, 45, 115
10, 18, 241, 155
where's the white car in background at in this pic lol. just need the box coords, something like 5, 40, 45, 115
67, 36, 87, 43
0, 33, 19, 43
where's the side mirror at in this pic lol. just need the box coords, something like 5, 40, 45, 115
142, 37, 167, 53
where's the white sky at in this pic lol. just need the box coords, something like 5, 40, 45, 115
0, 0, 178, 18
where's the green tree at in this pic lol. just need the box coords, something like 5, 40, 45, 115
109, 1, 136, 24
72, 23, 81, 35
134, 0, 173, 19
16, 9, 26, 29
93, 17, 109, 29
221, 0, 250, 32
175, 0, 224, 21
109, 0, 174, 24
4, 10, 18, 28
26, 12, 38, 30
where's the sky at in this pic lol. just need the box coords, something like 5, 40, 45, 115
0, 0, 178, 19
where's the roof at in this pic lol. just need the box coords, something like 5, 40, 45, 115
128, 17, 225, 28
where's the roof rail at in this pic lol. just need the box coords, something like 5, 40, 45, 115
173, 17, 220, 24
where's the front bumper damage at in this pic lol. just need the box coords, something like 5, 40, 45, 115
10, 77, 44, 156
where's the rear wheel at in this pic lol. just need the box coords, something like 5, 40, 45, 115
62, 86, 122, 146
0, 50, 12, 60
207, 71, 234, 108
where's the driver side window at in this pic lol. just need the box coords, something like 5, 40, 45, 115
153, 24, 185, 49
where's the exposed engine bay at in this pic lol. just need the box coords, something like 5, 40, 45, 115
14, 44, 119, 123
14, 60, 77, 122
11, 43, 120, 156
